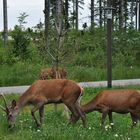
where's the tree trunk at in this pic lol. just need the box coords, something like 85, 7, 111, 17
119, 0, 123, 30
91, 0, 94, 30
99, 0, 102, 28
55, 0, 63, 73
3, 0, 8, 47
76, 0, 79, 30
64, 0, 69, 29
103, 0, 106, 29
124, 0, 128, 30
139, 0, 140, 30
135, 0, 138, 30
44, 0, 50, 49
130, 0, 134, 28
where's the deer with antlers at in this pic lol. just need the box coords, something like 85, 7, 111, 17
0, 79, 86, 128
39, 67, 70, 118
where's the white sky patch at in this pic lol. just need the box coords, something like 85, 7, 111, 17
0, 0, 91, 31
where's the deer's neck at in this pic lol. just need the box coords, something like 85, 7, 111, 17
82, 97, 98, 114
16, 89, 31, 109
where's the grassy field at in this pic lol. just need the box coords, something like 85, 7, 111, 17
1, 86, 140, 140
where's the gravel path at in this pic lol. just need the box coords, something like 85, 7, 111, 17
0, 79, 140, 94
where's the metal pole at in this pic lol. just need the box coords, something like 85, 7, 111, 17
3, 0, 8, 47
107, 0, 112, 88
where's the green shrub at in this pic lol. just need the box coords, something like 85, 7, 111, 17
0, 47, 20, 65
11, 25, 30, 60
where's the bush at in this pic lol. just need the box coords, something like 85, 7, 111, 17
0, 47, 20, 65
11, 25, 30, 60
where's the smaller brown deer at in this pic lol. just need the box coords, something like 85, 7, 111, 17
0, 79, 86, 128
70, 89, 140, 128
39, 67, 67, 80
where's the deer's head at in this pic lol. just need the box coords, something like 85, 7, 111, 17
0, 94, 18, 128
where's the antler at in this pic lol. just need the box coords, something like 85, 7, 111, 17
0, 93, 8, 112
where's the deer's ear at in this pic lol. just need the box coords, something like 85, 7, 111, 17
12, 100, 17, 108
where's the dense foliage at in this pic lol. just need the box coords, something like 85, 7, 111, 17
0, 28, 140, 86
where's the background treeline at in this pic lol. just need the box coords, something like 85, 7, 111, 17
0, 0, 140, 86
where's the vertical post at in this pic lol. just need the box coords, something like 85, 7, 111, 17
106, 1, 112, 88
3, 0, 8, 47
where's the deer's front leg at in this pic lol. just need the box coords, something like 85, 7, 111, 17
31, 104, 43, 127
69, 113, 79, 124
39, 105, 44, 124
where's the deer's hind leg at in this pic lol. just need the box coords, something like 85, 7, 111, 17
100, 106, 110, 128
74, 102, 86, 127
130, 113, 139, 128
63, 102, 79, 123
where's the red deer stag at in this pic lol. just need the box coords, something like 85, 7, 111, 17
0, 79, 86, 128
70, 89, 140, 128
39, 67, 68, 117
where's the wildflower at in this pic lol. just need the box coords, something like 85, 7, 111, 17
110, 123, 114, 126
88, 127, 91, 130
37, 129, 41, 132
19, 120, 23, 123
130, 66, 133, 69
105, 124, 111, 130
114, 134, 119, 137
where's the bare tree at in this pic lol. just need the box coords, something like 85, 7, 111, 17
46, 0, 69, 78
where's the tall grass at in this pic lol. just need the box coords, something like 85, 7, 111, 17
0, 62, 42, 86
0, 86, 140, 140
0, 63, 140, 86
67, 65, 140, 82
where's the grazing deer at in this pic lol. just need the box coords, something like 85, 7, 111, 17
70, 89, 140, 128
39, 67, 69, 118
0, 79, 86, 128
39, 67, 67, 80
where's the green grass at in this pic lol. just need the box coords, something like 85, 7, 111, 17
0, 62, 44, 86
0, 63, 140, 86
1, 86, 140, 140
